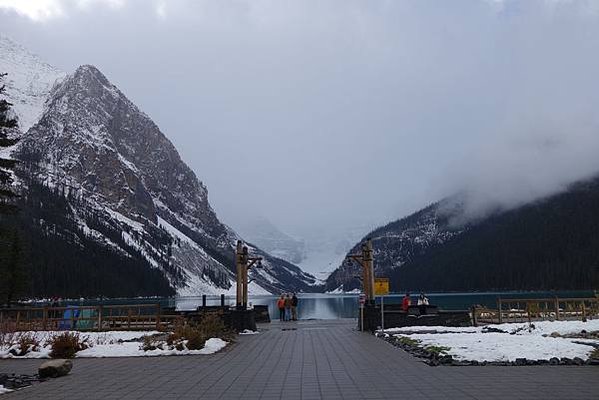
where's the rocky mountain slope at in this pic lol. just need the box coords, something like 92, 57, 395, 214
324, 199, 465, 292
326, 180, 599, 293
0, 35, 316, 297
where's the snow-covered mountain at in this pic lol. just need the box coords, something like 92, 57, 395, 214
324, 199, 465, 292
0, 35, 317, 296
326, 175, 599, 293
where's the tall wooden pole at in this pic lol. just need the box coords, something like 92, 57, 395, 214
242, 246, 249, 309
365, 239, 375, 304
236, 240, 243, 309
361, 242, 370, 301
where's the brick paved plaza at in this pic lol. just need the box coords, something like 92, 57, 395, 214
1, 319, 598, 399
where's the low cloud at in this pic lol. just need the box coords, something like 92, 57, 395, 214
1, 0, 599, 240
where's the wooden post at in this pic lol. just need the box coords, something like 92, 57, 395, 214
364, 239, 375, 304
236, 241, 243, 309
555, 297, 560, 321
582, 301, 587, 322
156, 304, 162, 330
242, 246, 249, 309
221, 294, 225, 307
128, 307, 132, 329
42, 307, 48, 331
362, 254, 369, 301
497, 297, 503, 324
98, 305, 103, 331
471, 306, 478, 327
202, 295, 207, 308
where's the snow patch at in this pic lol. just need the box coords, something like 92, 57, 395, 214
0, 331, 227, 359
384, 320, 599, 362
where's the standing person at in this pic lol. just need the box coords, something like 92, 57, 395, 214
291, 293, 298, 321
284, 294, 292, 321
417, 292, 429, 315
277, 295, 286, 322
401, 293, 411, 312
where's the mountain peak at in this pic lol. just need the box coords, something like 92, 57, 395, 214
0, 34, 65, 131
7, 36, 317, 296
73, 64, 111, 86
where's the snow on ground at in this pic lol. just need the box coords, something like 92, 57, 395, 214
327, 287, 361, 294
384, 319, 599, 362
76, 337, 227, 358
0, 385, 12, 395
239, 329, 259, 335
0, 331, 227, 359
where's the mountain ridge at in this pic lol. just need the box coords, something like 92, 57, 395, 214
1, 36, 317, 297
326, 179, 599, 293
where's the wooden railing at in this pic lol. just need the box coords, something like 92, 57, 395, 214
473, 297, 599, 326
0, 304, 183, 332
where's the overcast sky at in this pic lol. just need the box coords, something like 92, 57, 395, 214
1, 0, 599, 242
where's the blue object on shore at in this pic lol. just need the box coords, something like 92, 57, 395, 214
58, 306, 80, 330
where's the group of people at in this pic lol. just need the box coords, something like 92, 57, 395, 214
277, 293, 299, 321
401, 292, 430, 314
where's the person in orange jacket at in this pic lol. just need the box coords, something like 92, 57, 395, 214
277, 295, 286, 321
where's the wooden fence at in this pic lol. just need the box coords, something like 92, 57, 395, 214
473, 297, 599, 326
0, 304, 183, 332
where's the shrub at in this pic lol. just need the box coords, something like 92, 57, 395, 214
6, 333, 41, 356
397, 336, 420, 347
141, 335, 158, 351
168, 322, 207, 350
425, 345, 451, 356
591, 348, 599, 360
199, 313, 230, 340
49, 332, 88, 359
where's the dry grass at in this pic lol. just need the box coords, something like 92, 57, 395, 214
49, 332, 89, 359
15, 333, 41, 356
163, 313, 231, 351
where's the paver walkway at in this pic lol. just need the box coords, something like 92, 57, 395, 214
1, 319, 598, 399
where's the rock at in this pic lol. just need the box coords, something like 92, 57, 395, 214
0, 373, 7, 385
428, 358, 440, 367
586, 359, 599, 366
451, 360, 470, 366
549, 357, 560, 365
440, 355, 453, 365
482, 327, 507, 334
515, 358, 527, 366
38, 359, 73, 379
549, 332, 561, 338
560, 357, 573, 366
572, 357, 584, 366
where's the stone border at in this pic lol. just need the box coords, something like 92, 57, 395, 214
375, 332, 599, 367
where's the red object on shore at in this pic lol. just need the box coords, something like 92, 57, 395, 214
401, 296, 411, 311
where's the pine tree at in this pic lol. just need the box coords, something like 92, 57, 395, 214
0, 72, 19, 213
0, 72, 25, 306
0, 229, 26, 305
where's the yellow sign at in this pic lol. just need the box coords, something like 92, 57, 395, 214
374, 278, 389, 296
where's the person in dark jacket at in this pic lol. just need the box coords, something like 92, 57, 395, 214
291, 293, 299, 321
284, 294, 292, 321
